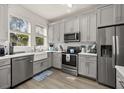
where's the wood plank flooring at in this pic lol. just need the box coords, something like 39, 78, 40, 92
15, 69, 110, 89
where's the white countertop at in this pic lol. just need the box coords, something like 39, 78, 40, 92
0, 52, 34, 60
0, 50, 63, 60
46, 51, 63, 53
78, 52, 97, 56
115, 65, 124, 77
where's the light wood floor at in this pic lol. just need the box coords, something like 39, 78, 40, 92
15, 69, 110, 89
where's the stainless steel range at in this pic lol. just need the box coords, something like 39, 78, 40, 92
62, 46, 81, 76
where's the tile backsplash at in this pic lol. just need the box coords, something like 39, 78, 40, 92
53, 41, 96, 51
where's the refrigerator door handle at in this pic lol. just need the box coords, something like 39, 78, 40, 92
112, 36, 116, 68
116, 36, 119, 55
112, 36, 115, 55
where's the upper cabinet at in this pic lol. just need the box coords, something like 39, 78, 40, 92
59, 21, 64, 43
79, 11, 97, 42
0, 5, 8, 41
65, 17, 79, 33
79, 14, 89, 42
48, 25, 54, 43
53, 23, 60, 43
97, 4, 115, 27
89, 12, 97, 42
48, 21, 65, 43
97, 4, 124, 27
115, 4, 124, 24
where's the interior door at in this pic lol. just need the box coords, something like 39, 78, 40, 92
116, 25, 124, 66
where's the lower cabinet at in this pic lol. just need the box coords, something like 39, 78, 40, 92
78, 55, 97, 79
53, 52, 62, 69
0, 59, 11, 89
33, 58, 49, 75
48, 52, 52, 68
116, 70, 124, 89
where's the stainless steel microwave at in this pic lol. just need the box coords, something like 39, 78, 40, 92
64, 32, 80, 42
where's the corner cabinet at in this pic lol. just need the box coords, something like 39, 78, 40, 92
53, 52, 62, 69
0, 5, 8, 41
78, 54, 97, 79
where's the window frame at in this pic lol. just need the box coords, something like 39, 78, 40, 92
35, 25, 47, 46
9, 16, 31, 46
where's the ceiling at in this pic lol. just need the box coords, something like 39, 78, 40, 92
21, 4, 95, 22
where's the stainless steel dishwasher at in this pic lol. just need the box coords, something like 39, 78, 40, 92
11, 55, 33, 87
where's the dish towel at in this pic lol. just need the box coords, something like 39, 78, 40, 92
66, 54, 70, 62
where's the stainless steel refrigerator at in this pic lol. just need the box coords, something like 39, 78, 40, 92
97, 25, 124, 88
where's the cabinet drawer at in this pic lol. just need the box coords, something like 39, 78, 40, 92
33, 59, 48, 75
86, 56, 96, 61
0, 65, 11, 88
0, 59, 10, 67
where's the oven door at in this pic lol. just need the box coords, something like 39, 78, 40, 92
62, 54, 77, 67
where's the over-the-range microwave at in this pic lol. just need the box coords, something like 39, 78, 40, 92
64, 32, 80, 43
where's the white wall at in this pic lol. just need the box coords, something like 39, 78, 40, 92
8, 4, 49, 52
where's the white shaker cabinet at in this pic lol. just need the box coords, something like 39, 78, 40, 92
0, 59, 11, 89
0, 5, 8, 41
89, 12, 97, 42
48, 25, 54, 43
78, 55, 87, 76
48, 52, 52, 68
64, 17, 79, 33
53, 23, 60, 43
79, 14, 89, 42
33, 58, 49, 75
73, 17, 79, 33
53, 52, 62, 69
97, 4, 115, 27
78, 54, 97, 79
64, 18, 73, 33
115, 4, 124, 24
59, 21, 64, 43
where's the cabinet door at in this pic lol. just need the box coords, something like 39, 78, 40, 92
59, 22, 64, 43
87, 61, 96, 79
0, 5, 8, 41
0, 65, 10, 89
73, 17, 79, 33
97, 4, 115, 27
64, 19, 73, 33
53, 52, 62, 69
53, 24, 60, 43
78, 56, 87, 76
115, 4, 124, 24
79, 14, 89, 42
89, 12, 97, 41
48, 25, 53, 43
48, 52, 52, 68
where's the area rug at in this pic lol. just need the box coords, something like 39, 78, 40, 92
33, 70, 53, 81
